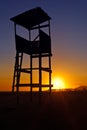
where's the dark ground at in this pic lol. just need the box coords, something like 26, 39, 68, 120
0, 91, 87, 130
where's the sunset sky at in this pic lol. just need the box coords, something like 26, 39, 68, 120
0, 0, 87, 91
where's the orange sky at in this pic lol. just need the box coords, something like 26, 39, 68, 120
1, 54, 87, 91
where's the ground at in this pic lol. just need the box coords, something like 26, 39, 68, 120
0, 91, 87, 130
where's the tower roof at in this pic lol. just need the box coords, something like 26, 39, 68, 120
10, 7, 51, 29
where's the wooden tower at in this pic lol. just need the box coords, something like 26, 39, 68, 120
10, 7, 53, 96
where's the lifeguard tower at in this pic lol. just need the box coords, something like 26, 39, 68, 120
10, 7, 53, 97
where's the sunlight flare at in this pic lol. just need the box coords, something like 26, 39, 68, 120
52, 77, 65, 90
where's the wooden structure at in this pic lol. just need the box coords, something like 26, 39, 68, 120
10, 7, 53, 96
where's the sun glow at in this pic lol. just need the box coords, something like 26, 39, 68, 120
52, 78, 65, 90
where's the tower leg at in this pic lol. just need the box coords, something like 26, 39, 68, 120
30, 54, 32, 101
49, 55, 51, 93
39, 54, 42, 103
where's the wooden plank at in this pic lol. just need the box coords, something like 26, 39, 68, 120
42, 68, 52, 72
32, 53, 52, 58
15, 83, 53, 87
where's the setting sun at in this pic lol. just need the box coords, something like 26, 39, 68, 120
52, 78, 65, 90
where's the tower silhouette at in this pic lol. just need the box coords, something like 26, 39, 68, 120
10, 7, 53, 97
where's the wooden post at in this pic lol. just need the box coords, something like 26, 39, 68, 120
39, 25, 42, 103
29, 29, 33, 101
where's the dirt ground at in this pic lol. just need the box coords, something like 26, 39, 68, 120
0, 91, 87, 130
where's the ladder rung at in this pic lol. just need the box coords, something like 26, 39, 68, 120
19, 69, 31, 73
42, 68, 52, 72
15, 65, 21, 68
15, 83, 53, 88
15, 69, 31, 73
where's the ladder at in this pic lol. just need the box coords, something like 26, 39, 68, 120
12, 52, 23, 92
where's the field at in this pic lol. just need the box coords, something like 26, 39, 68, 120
0, 91, 87, 130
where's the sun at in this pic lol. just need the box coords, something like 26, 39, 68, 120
52, 78, 65, 90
